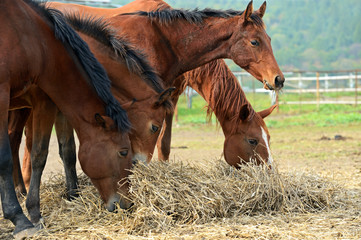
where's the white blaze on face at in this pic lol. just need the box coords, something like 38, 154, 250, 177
132, 153, 148, 164
261, 126, 273, 167
105, 194, 120, 212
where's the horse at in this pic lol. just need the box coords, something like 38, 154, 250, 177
49, 0, 283, 164
10, 14, 175, 197
49, 0, 284, 89
1, 0, 132, 237
175, 59, 277, 167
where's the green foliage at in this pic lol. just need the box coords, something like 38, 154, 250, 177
112, 0, 361, 71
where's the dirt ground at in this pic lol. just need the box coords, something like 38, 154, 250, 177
170, 123, 361, 190
1, 122, 361, 239
15, 122, 361, 189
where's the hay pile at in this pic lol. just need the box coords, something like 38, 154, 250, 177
1, 159, 352, 239
126, 160, 345, 233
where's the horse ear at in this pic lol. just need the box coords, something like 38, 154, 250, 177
258, 104, 277, 119
242, 1, 254, 23
255, 1, 267, 18
94, 113, 115, 130
155, 87, 176, 106
239, 104, 250, 121
122, 99, 137, 110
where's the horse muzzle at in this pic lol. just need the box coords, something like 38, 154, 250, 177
105, 194, 133, 212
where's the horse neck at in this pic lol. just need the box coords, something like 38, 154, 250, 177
39, 57, 105, 141
37, 38, 107, 142
112, 15, 238, 85
183, 60, 254, 136
6, 1, 109, 143
79, 34, 157, 103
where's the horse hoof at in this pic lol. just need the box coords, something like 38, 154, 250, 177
13, 227, 38, 240
34, 218, 45, 230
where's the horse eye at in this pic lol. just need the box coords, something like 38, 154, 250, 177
251, 40, 259, 46
151, 124, 159, 133
118, 150, 128, 158
247, 139, 258, 146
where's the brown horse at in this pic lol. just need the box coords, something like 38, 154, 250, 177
175, 59, 277, 167
9, 17, 174, 189
1, 0, 132, 237
49, 0, 283, 163
50, 0, 284, 89
9, 14, 174, 222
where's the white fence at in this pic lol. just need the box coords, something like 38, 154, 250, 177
233, 70, 361, 107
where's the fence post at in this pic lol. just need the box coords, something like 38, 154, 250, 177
316, 72, 320, 110
325, 73, 329, 90
298, 72, 302, 112
356, 71, 358, 107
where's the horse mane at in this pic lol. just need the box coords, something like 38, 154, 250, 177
25, 0, 131, 132
182, 60, 256, 134
64, 14, 165, 94
121, 8, 264, 28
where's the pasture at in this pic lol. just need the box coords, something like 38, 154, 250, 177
1, 95, 360, 239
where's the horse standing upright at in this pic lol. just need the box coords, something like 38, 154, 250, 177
1, 0, 132, 237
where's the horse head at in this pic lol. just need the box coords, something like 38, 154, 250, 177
230, 1, 285, 90
78, 114, 133, 211
122, 87, 175, 164
223, 104, 277, 168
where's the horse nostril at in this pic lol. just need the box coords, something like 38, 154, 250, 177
132, 159, 138, 165
275, 75, 285, 88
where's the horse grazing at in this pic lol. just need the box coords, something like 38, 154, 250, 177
10, 15, 174, 199
176, 59, 276, 167
1, 0, 132, 237
49, 0, 283, 165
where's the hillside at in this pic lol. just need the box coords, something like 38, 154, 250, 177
113, 0, 361, 71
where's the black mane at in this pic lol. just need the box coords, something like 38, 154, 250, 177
121, 8, 264, 27
64, 14, 165, 94
25, 0, 131, 132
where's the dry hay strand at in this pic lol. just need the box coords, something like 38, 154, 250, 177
21, 159, 351, 239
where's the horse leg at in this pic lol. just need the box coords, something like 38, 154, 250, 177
8, 108, 32, 195
22, 113, 34, 191
0, 86, 36, 237
25, 97, 57, 226
156, 96, 179, 161
54, 111, 78, 200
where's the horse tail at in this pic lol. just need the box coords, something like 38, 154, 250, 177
47, 8, 131, 132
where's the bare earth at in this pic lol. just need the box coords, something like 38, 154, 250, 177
1, 122, 361, 239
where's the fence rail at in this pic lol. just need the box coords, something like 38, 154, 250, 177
233, 69, 361, 107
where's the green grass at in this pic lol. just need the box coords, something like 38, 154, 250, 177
175, 93, 361, 128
